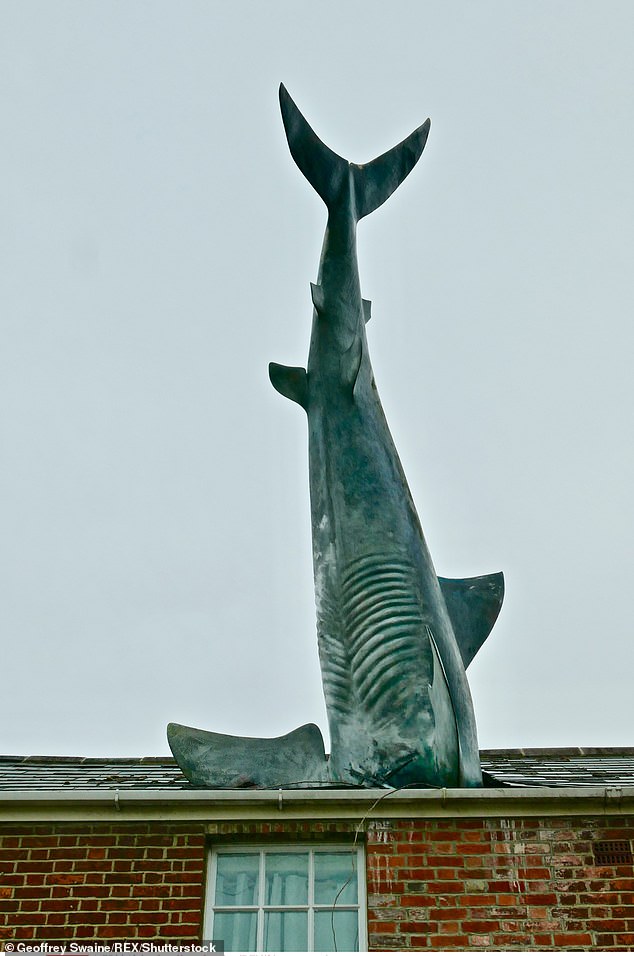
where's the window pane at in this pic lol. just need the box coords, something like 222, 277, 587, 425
215, 853, 260, 906
213, 911, 257, 950
314, 851, 358, 905
314, 909, 359, 952
265, 852, 309, 905
264, 910, 308, 952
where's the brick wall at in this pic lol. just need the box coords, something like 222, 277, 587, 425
365, 815, 634, 951
0, 823, 205, 944
1, 815, 633, 950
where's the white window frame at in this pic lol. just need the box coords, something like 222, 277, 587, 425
203, 843, 367, 952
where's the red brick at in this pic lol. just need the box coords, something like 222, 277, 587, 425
426, 881, 461, 894
428, 908, 467, 920
579, 891, 621, 904
67, 910, 103, 924
46, 914, 65, 926
428, 934, 469, 947
437, 921, 461, 935
86, 848, 106, 860
594, 933, 616, 947
96, 924, 135, 939
613, 906, 634, 917
553, 932, 593, 946
6, 816, 634, 951
369, 933, 409, 948
405, 864, 443, 876
462, 920, 500, 933
0, 849, 27, 861
492, 932, 531, 946
457, 843, 487, 855
518, 867, 551, 880
588, 918, 628, 931
425, 855, 463, 868
11, 912, 48, 925
136, 884, 172, 898
0, 874, 24, 886
522, 893, 557, 905
99, 899, 140, 911
400, 894, 440, 907
160, 923, 199, 937
460, 893, 497, 906
51, 848, 89, 861
160, 897, 203, 911
20, 836, 59, 848
102, 913, 126, 926
408, 935, 429, 947
129, 911, 169, 925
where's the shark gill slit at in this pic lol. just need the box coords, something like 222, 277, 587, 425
339, 553, 435, 713
316, 589, 353, 717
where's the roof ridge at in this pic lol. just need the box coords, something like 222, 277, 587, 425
2, 748, 634, 766
0, 756, 179, 765
481, 747, 634, 758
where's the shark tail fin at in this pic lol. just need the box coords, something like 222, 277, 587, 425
279, 84, 349, 209
279, 84, 430, 219
350, 120, 430, 220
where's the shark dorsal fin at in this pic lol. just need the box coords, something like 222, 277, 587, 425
269, 362, 308, 410
438, 572, 504, 668
362, 299, 371, 323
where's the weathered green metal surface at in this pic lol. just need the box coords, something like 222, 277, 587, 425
167, 722, 328, 789
168, 86, 504, 789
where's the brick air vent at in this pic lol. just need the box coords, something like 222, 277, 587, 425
593, 839, 633, 865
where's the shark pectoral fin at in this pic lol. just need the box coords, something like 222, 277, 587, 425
269, 362, 308, 409
362, 299, 371, 323
438, 572, 505, 668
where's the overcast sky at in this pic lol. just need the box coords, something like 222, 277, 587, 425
2, 2, 634, 759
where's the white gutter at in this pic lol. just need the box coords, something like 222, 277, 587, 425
0, 786, 632, 822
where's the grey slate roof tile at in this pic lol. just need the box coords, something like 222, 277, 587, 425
1, 749, 634, 790
0, 756, 192, 791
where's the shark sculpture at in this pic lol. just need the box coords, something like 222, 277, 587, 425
168, 86, 504, 789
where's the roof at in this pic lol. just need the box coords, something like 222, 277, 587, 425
482, 747, 634, 789
1, 748, 633, 791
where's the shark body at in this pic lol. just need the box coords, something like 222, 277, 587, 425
270, 86, 503, 788
168, 86, 503, 790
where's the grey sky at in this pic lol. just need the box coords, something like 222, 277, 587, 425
2, 1, 633, 757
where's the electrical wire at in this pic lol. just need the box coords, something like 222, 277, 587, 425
329, 779, 444, 952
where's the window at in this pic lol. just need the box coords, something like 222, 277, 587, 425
204, 845, 366, 952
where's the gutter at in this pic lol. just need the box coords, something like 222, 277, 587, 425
0, 785, 632, 822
